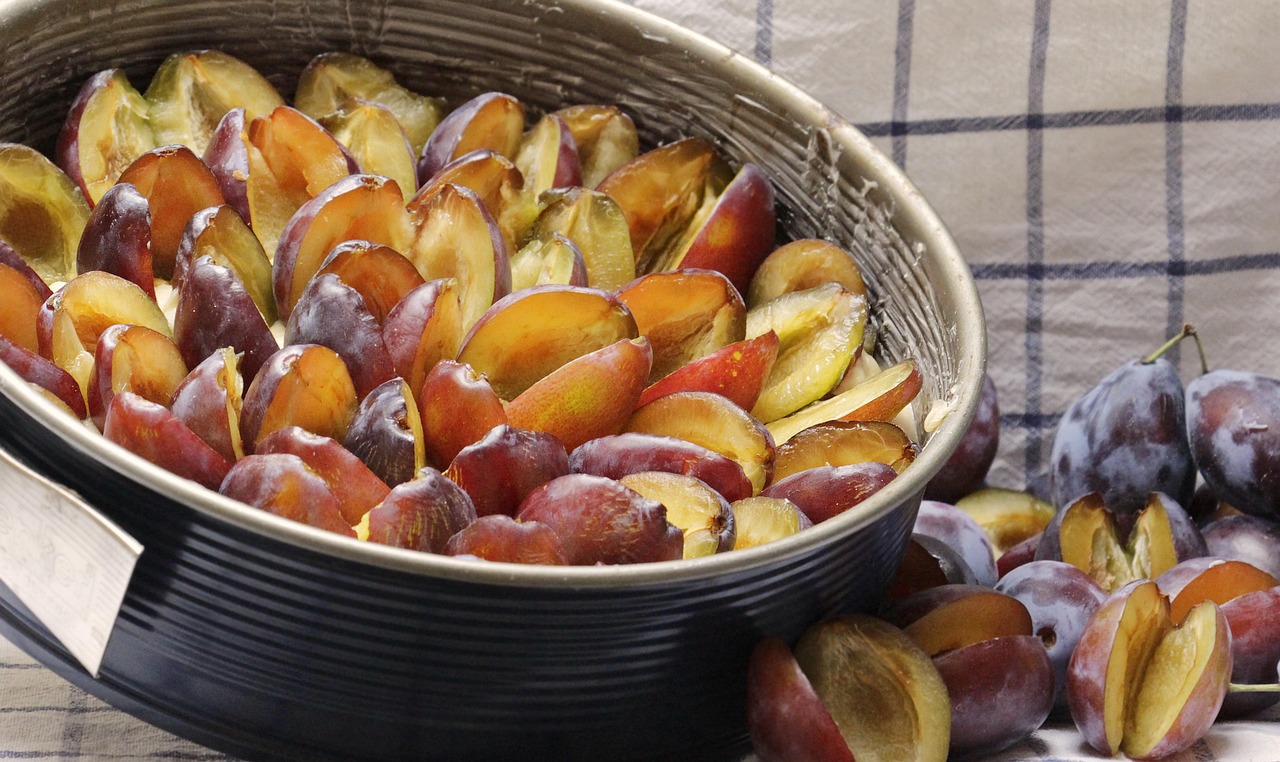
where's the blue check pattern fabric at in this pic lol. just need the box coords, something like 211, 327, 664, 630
642, 0, 1280, 498
4, 1, 1280, 760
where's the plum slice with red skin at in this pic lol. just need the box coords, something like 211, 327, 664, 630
104, 391, 231, 491
219, 452, 353, 537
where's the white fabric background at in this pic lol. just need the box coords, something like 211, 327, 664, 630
4, 0, 1280, 760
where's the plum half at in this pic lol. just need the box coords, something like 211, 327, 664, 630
748, 615, 951, 762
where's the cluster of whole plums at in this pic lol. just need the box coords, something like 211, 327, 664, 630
747, 327, 1280, 761
0, 50, 931, 567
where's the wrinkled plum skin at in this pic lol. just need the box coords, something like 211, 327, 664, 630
218, 452, 353, 536
443, 514, 568, 565
447, 424, 570, 517
343, 379, 417, 487
1186, 370, 1280, 521
364, 468, 477, 553
914, 500, 998, 588
925, 373, 998, 504
1202, 514, 1280, 579
994, 560, 1106, 708
1050, 359, 1194, 514
516, 473, 682, 565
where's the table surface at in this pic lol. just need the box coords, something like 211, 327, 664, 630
2, 632, 1278, 759
5, 0, 1280, 760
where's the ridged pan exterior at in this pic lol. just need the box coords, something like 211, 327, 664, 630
0, 0, 986, 760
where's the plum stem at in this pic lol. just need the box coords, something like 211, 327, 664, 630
1228, 683, 1280, 693
1142, 323, 1207, 373
1187, 325, 1210, 374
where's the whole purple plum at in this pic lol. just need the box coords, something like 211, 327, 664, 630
1186, 369, 1280, 521
1049, 358, 1194, 514
995, 560, 1106, 708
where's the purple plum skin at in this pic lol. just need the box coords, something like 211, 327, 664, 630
284, 271, 395, 399
760, 463, 897, 525
1186, 369, 1280, 521
914, 500, 998, 587
1050, 358, 1194, 515
343, 378, 417, 487
925, 373, 999, 504
173, 255, 278, 384
994, 559, 1107, 708
1202, 514, 1280, 579
934, 634, 1056, 760
76, 182, 153, 297
569, 432, 752, 504
1218, 587, 1280, 719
